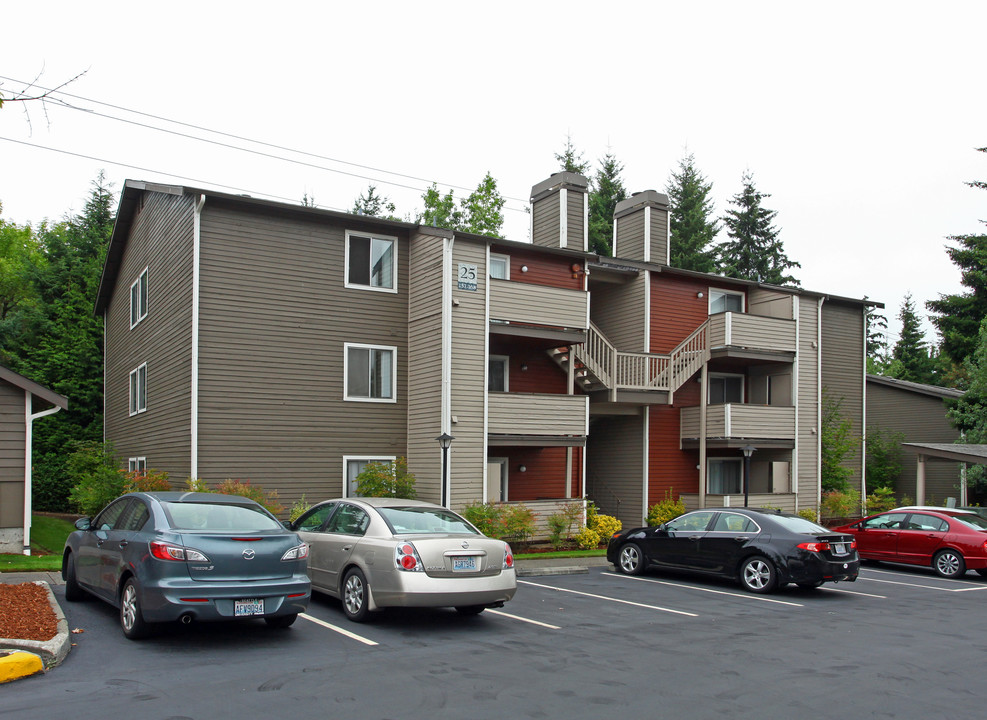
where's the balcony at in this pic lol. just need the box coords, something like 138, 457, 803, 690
707, 312, 796, 359
680, 404, 796, 448
487, 392, 588, 445
489, 279, 588, 342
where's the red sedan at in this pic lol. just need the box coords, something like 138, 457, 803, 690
835, 507, 987, 579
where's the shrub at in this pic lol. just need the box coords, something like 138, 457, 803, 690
546, 502, 584, 549
461, 501, 502, 537
647, 489, 686, 526
122, 469, 171, 493
355, 457, 417, 499
185, 477, 209, 493
575, 527, 600, 550
865, 486, 901, 515
289, 494, 312, 523
797, 507, 819, 523
547, 513, 568, 550
215, 478, 284, 517
821, 489, 861, 520
590, 514, 622, 543
866, 427, 904, 492
500, 504, 535, 547
67, 442, 125, 517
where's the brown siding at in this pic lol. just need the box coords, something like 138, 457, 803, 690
531, 192, 561, 248
867, 381, 963, 502
0, 383, 25, 527
650, 392, 702, 506
614, 210, 646, 262
797, 297, 820, 509
566, 190, 586, 252
821, 302, 865, 495
491, 245, 583, 291
196, 202, 409, 508
587, 413, 646, 527
591, 273, 647, 352
649, 207, 669, 265
506, 447, 569, 500
651, 274, 743, 353
104, 190, 195, 478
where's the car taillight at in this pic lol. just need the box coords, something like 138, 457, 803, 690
850, 540, 857, 550
394, 543, 423, 572
282, 543, 309, 561
149, 540, 209, 562
503, 543, 514, 569
797, 542, 829, 553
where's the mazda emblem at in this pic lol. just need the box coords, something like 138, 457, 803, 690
461, 540, 469, 549
242, 548, 255, 560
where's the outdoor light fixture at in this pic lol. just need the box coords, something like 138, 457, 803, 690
520, 363, 528, 372
741, 445, 757, 507
436, 433, 455, 507
519, 465, 527, 473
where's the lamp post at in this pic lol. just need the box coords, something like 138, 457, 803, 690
436, 433, 455, 507
741, 445, 757, 508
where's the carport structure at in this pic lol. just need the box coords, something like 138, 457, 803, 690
903, 443, 987, 506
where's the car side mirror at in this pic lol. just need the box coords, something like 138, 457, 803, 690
75, 517, 91, 531
656, 524, 669, 536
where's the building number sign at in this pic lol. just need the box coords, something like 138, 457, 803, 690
458, 263, 477, 291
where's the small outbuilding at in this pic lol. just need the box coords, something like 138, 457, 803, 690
0, 365, 69, 554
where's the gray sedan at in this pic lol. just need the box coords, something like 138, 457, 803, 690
289, 497, 517, 621
63, 491, 311, 639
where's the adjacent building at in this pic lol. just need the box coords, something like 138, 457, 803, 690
95, 172, 873, 529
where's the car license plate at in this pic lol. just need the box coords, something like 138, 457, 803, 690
234, 598, 265, 616
452, 556, 478, 572
832, 543, 848, 556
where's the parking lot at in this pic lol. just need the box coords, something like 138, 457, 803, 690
3, 563, 986, 719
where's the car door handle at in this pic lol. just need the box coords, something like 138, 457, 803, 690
342, 545, 352, 551
688, 536, 700, 541
96, 539, 104, 547
733, 537, 747, 542
118, 541, 129, 548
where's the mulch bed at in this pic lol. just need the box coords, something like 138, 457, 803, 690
0, 583, 58, 642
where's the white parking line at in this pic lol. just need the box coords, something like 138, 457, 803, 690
486, 609, 561, 629
299, 613, 379, 645
603, 572, 804, 607
519, 579, 699, 617
860, 576, 987, 593
821, 587, 886, 599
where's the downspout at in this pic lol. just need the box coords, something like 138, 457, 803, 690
816, 296, 825, 517
860, 306, 867, 516
441, 235, 455, 506
23, 396, 63, 555
191, 194, 205, 480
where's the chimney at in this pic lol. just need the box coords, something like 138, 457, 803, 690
613, 190, 669, 265
529, 172, 589, 251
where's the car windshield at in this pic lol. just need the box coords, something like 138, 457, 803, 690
951, 514, 987, 531
770, 515, 830, 534
162, 502, 283, 531
378, 507, 479, 535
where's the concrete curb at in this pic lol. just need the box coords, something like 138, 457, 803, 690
517, 565, 590, 577
0, 580, 71, 680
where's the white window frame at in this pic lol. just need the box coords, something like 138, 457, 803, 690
129, 363, 147, 416
344, 230, 398, 293
128, 457, 147, 473
707, 458, 743, 495
708, 373, 745, 405
344, 455, 397, 498
489, 253, 510, 280
130, 267, 148, 328
488, 355, 510, 392
344, 343, 397, 403
708, 288, 745, 315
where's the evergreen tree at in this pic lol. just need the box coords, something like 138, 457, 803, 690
947, 317, 987, 497
665, 152, 719, 273
555, 133, 590, 175
352, 184, 397, 219
928, 148, 987, 366
864, 299, 891, 375
717, 171, 800, 286
889, 293, 936, 385
459, 172, 505, 238
0, 174, 114, 509
587, 151, 627, 256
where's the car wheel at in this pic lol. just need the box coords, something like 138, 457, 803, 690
120, 578, 151, 640
933, 549, 966, 578
265, 613, 298, 629
455, 605, 485, 616
739, 556, 777, 593
63, 553, 86, 602
616, 543, 645, 575
796, 580, 824, 590
342, 567, 371, 622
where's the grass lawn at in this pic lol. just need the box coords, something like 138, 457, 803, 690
0, 514, 76, 573
515, 548, 607, 560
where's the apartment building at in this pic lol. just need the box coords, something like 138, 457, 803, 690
95, 173, 871, 528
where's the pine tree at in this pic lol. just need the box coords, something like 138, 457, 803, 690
352, 184, 397, 219
587, 151, 627, 256
666, 153, 719, 273
864, 299, 891, 375
555, 133, 590, 175
888, 293, 936, 385
718, 171, 800, 286
928, 147, 987, 366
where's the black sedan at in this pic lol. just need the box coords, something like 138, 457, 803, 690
62, 491, 311, 639
607, 507, 859, 593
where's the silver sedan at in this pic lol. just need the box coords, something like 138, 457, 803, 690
289, 497, 517, 621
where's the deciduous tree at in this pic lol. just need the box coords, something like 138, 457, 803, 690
459, 172, 505, 238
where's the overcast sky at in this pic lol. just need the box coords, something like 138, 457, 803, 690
2, 1, 985, 346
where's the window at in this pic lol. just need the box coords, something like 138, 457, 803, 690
709, 374, 744, 404
128, 457, 147, 473
712, 512, 759, 533
326, 503, 371, 535
345, 344, 396, 402
708, 459, 742, 494
709, 288, 744, 314
345, 231, 397, 292
488, 355, 509, 392
490, 254, 510, 280
666, 511, 716, 532
129, 364, 147, 415
294, 503, 339, 532
130, 268, 148, 327
345, 456, 396, 497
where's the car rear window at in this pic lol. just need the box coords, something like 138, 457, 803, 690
378, 507, 479, 535
162, 502, 283, 531
771, 515, 830, 534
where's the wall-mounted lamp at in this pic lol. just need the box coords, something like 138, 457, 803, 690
521, 265, 529, 273
518, 465, 527, 473
697, 292, 704, 299
520, 363, 528, 372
